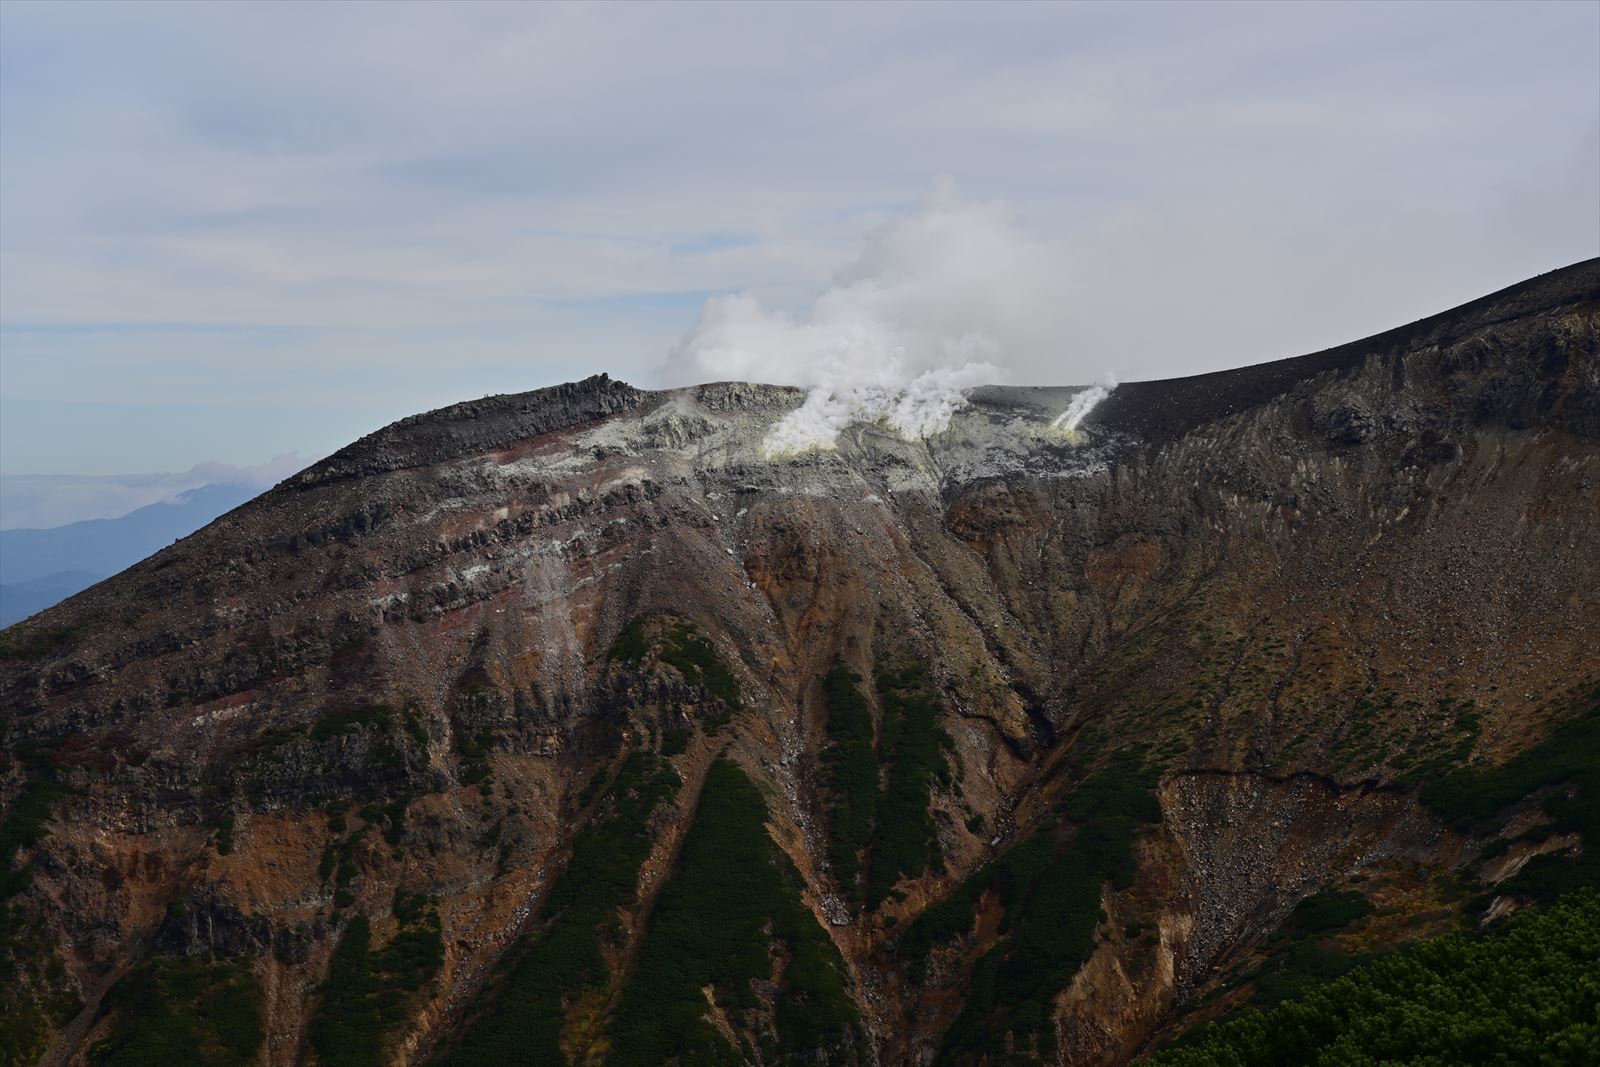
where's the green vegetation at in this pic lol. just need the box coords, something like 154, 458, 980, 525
819, 666, 879, 901
0, 625, 79, 661
320, 824, 367, 912
607, 616, 650, 666
866, 665, 953, 909
360, 798, 408, 848
402, 707, 430, 747
455, 723, 496, 788
311, 704, 395, 742
607, 759, 864, 1066
0, 747, 64, 900
1151, 890, 1600, 1066
1245, 943, 1365, 1009
1208, 889, 1376, 1010
660, 722, 691, 757
1283, 889, 1373, 936
658, 622, 742, 715
90, 956, 263, 1067
1, 740, 78, 1067
1392, 697, 1480, 783
0, 901, 78, 1067
899, 750, 1161, 1062
1422, 706, 1599, 900
435, 751, 680, 1066
308, 907, 444, 1067
897, 833, 1055, 982
608, 616, 743, 727
213, 813, 236, 856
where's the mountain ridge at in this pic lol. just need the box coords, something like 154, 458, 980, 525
218, 254, 1596, 500
1092, 257, 1600, 443
2, 260, 1598, 1067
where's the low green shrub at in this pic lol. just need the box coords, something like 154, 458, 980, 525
1283, 890, 1373, 936
1422, 707, 1600, 900
309, 906, 443, 1067
1151, 890, 1600, 1065
435, 751, 679, 1067
609, 616, 743, 723
899, 750, 1161, 1060
659, 622, 742, 714
866, 666, 952, 909
820, 666, 878, 900
92, 956, 263, 1067
606, 759, 864, 1066
0, 626, 79, 661
310, 705, 394, 742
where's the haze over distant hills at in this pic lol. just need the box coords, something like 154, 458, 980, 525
0, 483, 261, 626
0, 455, 308, 626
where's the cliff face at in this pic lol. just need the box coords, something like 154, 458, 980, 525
3, 260, 1598, 1067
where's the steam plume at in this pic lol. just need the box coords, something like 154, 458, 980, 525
1051, 377, 1115, 435
667, 181, 1066, 453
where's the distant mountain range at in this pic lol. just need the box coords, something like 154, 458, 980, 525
0, 482, 261, 625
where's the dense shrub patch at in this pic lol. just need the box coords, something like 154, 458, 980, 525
607, 759, 864, 1066
1244, 942, 1365, 1009
658, 622, 743, 715
897, 835, 1053, 984
90, 957, 263, 1067
0, 743, 64, 901
434, 751, 680, 1066
866, 665, 953, 909
1283, 889, 1373, 936
1, 740, 77, 1066
310, 704, 394, 741
609, 616, 743, 728
819, 666, 879, 901
1197, 889, 1377, 1012
1422, 706, 1600, 900
1151, 890, 1600, 1066
896, 751, 1161, 1061
308, 906, 443, 1067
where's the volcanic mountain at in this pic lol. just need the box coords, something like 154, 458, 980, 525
2, 260, 1598, 1067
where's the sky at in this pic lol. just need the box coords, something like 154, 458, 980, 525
1, 1, 1597, 491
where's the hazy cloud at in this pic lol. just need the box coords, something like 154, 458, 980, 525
670, 181, 1070, 448
0, 454, 309, 529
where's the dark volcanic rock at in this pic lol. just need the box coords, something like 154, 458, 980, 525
3, 259, 1598, 1067
292, 372, 651, 488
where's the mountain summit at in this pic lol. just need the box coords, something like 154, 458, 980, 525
3, 260, 1598, 1066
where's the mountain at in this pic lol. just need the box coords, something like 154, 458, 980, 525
0, 484, 262, 626
2, 260, 1597, 1067
0, 573, 104, 630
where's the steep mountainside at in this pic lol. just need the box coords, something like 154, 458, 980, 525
3, 260, 1598, 1067
0, 485, 262, 627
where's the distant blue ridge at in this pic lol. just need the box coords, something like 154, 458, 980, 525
0, 483, 259, 626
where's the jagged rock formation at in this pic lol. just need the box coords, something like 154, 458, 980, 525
2, 260, 1598, 1066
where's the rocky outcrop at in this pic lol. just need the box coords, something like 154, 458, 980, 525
292, 373, 651, 487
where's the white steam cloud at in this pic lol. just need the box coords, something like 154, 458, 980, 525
667, 181, 1071, 453
1051, 377, 1116, 435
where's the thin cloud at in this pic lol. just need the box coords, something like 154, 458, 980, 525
0, 1, 1595, 473
0, 454, 311, 529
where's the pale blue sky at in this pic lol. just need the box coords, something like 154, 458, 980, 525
2, 0, 1596, 478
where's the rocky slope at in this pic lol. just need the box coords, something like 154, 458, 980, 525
2, 259, 1598, 1067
